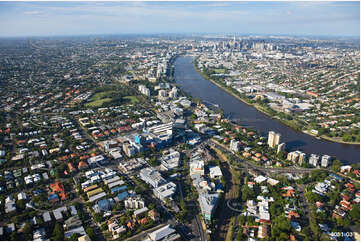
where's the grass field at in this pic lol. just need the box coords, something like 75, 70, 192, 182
91, 91, 112, 100
124, 96, 139, 103
85, 98, 112, 108
85, 92, 139, 108
85, 91, 113, 108
214, 68, 226, 74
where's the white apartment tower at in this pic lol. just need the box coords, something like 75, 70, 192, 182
277, 143, 285, 154
268, 131, 281, 148
321, 155, 331, 168
230, 139, 240, 152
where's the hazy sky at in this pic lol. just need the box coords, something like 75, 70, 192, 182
0, 1, 359, 37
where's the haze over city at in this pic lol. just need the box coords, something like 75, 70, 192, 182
0, 1, 360, 37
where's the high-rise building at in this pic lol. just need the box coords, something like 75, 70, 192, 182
287, 150, 306, 166
268, 131, 275, 147
298, 152, 306, 166
274, 133, 281, 147
277, 143, 285, 154
158, 90, 167, 99
169, 87, 178, 98
123, 143, 137, 157
138, 85, 150, 97
309, 154, 320, 167
230, 139, 240, 152
288, 152, 299, 163
321, 155, 331, 168
268, 131, 281, 148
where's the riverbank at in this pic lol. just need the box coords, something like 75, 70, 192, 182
192, 59, 359, 146
302, 130, 360, 145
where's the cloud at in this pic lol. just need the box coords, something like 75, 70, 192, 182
23, 11, 42, 15
0, 1, 358, 37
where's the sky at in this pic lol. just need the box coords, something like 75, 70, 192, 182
0, 1, 359, 37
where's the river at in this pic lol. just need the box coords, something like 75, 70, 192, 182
174, 55, 360, 164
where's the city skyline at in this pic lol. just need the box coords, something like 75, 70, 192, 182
0, 1, 360, 37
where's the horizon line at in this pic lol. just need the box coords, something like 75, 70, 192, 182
0, 32, 360, 39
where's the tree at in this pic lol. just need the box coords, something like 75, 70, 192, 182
69, 233, 80, 241
309, 217, 321, 240
331, 160, 342, 173
148, 156, 158, 167
271, 215, 291, 240
148, 203, 155, 210
52, 222, 64, 241
278, 232, 289, 241
93, 213, 103, 223
85, 227, 96, 240
22, 222, 33, 240
349, 204, 360, 224
236, 230, 246, 240
16, 199, 27, 211
336, 217, 350, 227
180, 199, 187, 211
305, 191, 323, 203
10, 231, 19, 241
101, 223, 108, 231
241, 185, 254, 201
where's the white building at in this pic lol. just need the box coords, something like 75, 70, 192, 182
160, 150, 180, 170
209, 166, 223, 179
87, 155, 105, 167
5, 196, 16, 213
309, 154, 320, 167
287, 150, 306, 165
148, 225, 180, 241
277, 143, 285, 154
138, 85, 151, 97
267, 131, 281, 148
230, 139, 240, 152
169, 87, 178, 99
124, 196, 145, 209
158, 90, 168, 99
153, 182, 177, 201
17, 192, 27, 200
190, 159, 205, 176
198, 193, 219, 221
321, 155, 331, 168
139, 167, 166, 188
